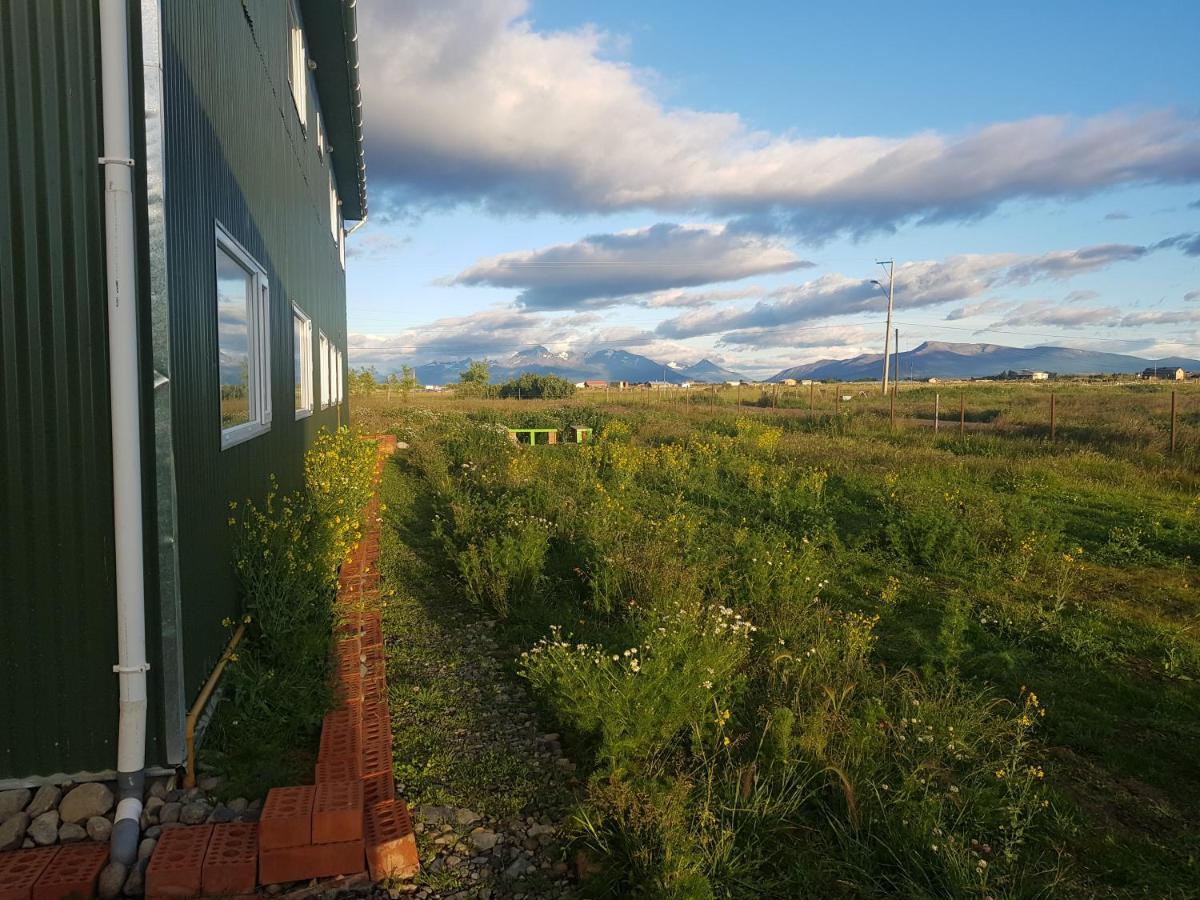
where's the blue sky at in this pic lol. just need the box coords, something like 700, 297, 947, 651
347, 0, 1200, 377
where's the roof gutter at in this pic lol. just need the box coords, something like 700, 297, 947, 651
99, 0, 150, 867
344, 0, 367, 219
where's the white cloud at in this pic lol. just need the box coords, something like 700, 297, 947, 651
346, 232, 412, 260
653, 237, 1183, 341
448, 223, 809, 309
945, 299, 1012, 320
993, 303, 1122, 328
358, 0, 1200, 235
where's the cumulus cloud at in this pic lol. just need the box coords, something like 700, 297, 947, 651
357, 0, 1200, 235
653, 235, 1190, 341
1064, 289, 1100, 303
1154, 232, 1200, 255
945, 298, 1012, 320
638, 286, 765, 309
993, 303, 1122, 328
448, 223, 809, 309
716, 322, 885, 351
348, 307, 574, 363
1004, 244, 1152, 282
991, 303, 1200, 330
1185, 290, 1200, 302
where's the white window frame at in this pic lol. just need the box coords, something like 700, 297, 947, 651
293, 304, 313, 419
215, 223, 272, 450
315, 111, 325, 160
287, 0, 308, 132
335, 349, 344, 403
328, 171, 339, 243
319, 331, 331, 409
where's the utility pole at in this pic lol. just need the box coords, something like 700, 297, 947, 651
894, 328, 900, 390
871, 259, 896, 395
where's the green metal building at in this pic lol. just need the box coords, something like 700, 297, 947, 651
0, 0, 366, 784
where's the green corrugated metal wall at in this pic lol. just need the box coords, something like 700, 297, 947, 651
160, 0, 349, 708
0, 0, 128, 777
0, 0, 352, 779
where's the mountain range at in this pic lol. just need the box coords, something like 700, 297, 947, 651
402, 342, 1197, 385
770, 341, 1200, 382
412, 346, 746, 385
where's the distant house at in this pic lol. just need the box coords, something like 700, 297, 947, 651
1, 0, 366, 783
583, 380, 609, 389
1030, 371, 1050, 381
1142, 367, 1186, 381
781, 378, 798, 386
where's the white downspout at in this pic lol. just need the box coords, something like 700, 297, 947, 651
99, 0, 150, 866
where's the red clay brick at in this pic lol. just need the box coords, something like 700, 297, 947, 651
361, 771, 395, 808
335, 653, 362, 704
313, 781, 364, 844
336, 634, 361, 662
315, 755, 362, 784
361, 728, 392, 784
0, 847, 58, 900
319, 711, 362, 773
360, 614, 382, 649
258, 839, 364, 885
336, 612, 364, 638
259, 786, 315, 850
145, 823, 213, 899
31, 840, 107, 900
364, 800, 419, 881
201, 822, 257, 896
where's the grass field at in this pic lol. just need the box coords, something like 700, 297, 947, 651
356, 382, 1198, 897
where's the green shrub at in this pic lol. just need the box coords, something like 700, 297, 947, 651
208, 428, 377, 796
498, 373, 577, 399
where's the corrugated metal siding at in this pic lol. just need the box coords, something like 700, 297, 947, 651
0, 0, 121, 777
160, 0, 349, 703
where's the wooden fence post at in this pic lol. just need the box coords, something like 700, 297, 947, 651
889, 382, 896, 429
1050, 392, 1056, 443
1170, 390, 1177, 454
934, 392, 939, 433
959, 392, 965, 435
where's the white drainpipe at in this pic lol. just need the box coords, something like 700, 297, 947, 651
99, 0, 150, 866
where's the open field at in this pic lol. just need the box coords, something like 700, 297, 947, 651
357, 383, 1199, 897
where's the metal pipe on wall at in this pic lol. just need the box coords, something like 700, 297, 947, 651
99, 0, 149, 866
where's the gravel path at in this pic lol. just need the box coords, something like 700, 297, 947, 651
366, 456, 581, 900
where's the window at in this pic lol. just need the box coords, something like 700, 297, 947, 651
216, 225, 271, 448
335, 349, 344, 403
315, 112, 325, 159
319, 332, 331, 409
293, 304, 312, 418
328, 171, 339, 243
287, 0, 307, 130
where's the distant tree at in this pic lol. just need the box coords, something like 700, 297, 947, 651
383, 372, 400, 396
349, 366, 379, 396
456, 360, 493, 397
498, 373, 577, 399
459, 360, 491, 385
400, 365, 419, 397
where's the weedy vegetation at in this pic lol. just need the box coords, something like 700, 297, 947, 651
359, 385, 1198, 898
204, 427, 378, 797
